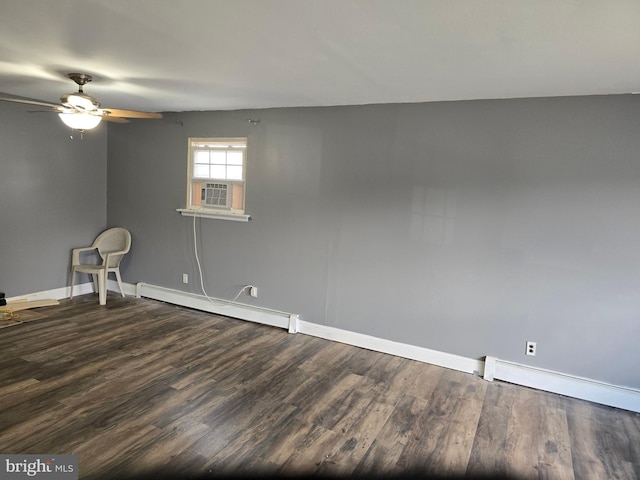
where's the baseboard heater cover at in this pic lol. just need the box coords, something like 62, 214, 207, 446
134, 282, 297, 331
483, 355, 640, 413
11, 282, 640, 414
130, 283, 483, 376
113, 281, 640, 414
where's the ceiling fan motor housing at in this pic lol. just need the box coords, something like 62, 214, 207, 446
61, 92, 100, 111
61, 74, 100, 111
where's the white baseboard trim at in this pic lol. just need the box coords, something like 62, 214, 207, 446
7, 283, 96, 302
125, 283, 483, 376
298, 320, 484, 376
107, 279, 137, 297
117, 282, 640, 413
484, 356, 640, 413
121, 282, 484, 376
16, 282, 639, 413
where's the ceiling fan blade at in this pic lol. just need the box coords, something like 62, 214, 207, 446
0, 96, 62, 109
102, 108, 163, 119
101, 114, 129, 123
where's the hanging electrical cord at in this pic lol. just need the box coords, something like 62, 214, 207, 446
192, 209, 255, 307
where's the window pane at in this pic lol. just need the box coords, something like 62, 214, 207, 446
227, 165, 243, 180
210, 165, 226, 179
227, 151, 243, 166
195, 151, 210, 164
210, 151, 227, 165
193, 164, 210, 178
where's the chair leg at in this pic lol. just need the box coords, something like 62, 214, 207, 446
114, 269, 125, 297
92, 274, 99, 294
70, 268, 76, 299
98, 270, 106, 305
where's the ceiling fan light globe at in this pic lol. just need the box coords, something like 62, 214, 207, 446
58, 112, 102, 130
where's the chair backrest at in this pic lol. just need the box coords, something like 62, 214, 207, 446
94, 227, 132, 268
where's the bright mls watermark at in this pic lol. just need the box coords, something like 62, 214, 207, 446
1, 455, 77, 480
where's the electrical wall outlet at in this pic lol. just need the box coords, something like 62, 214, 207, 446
250, 286, 258, 298
526, 341, 537, 356
182, 273, 189, 284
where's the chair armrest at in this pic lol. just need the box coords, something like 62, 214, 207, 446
72, 246, 97, 265
103, 249, 129, 266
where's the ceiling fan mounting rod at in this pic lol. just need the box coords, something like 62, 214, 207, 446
68, 73, 92, 92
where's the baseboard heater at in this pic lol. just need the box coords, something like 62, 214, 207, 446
484, 356, 640, 413
134, 283, 299, 333
127, 282, 640, 414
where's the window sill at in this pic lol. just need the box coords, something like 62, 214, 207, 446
177, 208, 251, 222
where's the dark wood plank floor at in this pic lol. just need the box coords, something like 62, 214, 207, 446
1, 294, 639, 479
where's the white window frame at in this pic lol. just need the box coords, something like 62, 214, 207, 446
178, 137, 250, 221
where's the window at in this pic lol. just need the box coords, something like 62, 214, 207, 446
186, 137, 247, 214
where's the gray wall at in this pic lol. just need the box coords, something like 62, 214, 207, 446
64, 95, 640, 389
107, 95, 640, 389
0, 100, 107, 296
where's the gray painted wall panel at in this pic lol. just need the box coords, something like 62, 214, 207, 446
0, 100, 107, 296
107, 95, 639, 389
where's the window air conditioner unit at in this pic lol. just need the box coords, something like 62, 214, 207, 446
201, 182, 231, 209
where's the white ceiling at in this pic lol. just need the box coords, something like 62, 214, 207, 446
1, 0, 639, 113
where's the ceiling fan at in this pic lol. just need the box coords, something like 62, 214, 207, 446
0, 73, 163, 131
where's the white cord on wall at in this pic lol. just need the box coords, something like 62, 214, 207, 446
192, 209, 254, 307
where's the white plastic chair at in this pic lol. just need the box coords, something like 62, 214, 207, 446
70, 227, 131, 305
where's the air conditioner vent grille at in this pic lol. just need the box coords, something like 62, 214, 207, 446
201, 182, 230, 209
